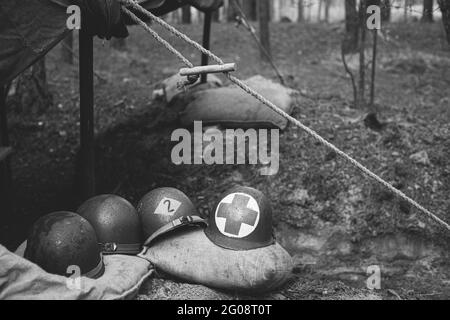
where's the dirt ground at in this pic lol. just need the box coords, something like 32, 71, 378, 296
2, 20, 450, 300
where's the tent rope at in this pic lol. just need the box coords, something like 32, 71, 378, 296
121, 7, 194, 68
119, 0, 450, 233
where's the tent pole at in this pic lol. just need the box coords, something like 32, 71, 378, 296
200, 11, 212, 83
79, 29, 95, 199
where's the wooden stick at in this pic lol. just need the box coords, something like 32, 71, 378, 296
179, 63, 236, 76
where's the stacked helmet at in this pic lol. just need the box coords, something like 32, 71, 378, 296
24, 212, 104, 278
77, 194, 142, 255
137, 187, 207, 245
205, 186, 274, 250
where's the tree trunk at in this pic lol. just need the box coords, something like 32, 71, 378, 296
324, 0, 331, 23
61, 32, 74, 65
111, 38, 127, 51
171, 9, 180, 23
227, 0, 239, 21
242, 0, 257, 20
370, 29, 378, 109
381, 0, 391, 22
404, 0, 409, 21
366, 0, 383, 131
212, 8, 220, 22
422, 0, 434, 22
344, 0, 359, 54
439, 0, 450, 43
358, 0, 367, 109
307, 0, 312, 21
182, 5, 192, 24
258, 0, 272, 61
297, 0, 304, 22
317, 0, 323, 22
11, 58, 53, 115
272, 0, 279, 22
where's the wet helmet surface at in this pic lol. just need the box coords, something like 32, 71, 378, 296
77, 194, 142, 255
24, 211, 104, 278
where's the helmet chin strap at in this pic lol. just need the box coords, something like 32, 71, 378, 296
143, 215, 207, 246
82, 254, 105, 279
100, 242, 142, 255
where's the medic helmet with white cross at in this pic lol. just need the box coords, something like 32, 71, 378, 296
137, 187, 207, 246
205, 186, 275, 250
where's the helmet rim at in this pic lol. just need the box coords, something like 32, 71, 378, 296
204, 228, 275, 251
144, 215, 207, 246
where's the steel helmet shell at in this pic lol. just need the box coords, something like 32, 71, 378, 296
77, 194, 142, 255
24, 212, 104, 278
137, 187, 207, 245
204, 186, 275, 250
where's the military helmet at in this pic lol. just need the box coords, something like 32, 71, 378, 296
24, 212, 104, 278
137, 187, 207, 246
204, 186, 275, 251
77, 194, 142, 255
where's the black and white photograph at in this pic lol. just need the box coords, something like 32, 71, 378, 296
1, 0, 450, 304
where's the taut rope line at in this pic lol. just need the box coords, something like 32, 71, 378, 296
119, 0, 450, 232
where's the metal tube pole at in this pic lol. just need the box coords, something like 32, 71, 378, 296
79, 29, 95, 199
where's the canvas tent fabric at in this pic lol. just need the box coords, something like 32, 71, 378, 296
0, 0, 224, 88
0, 0, 69, 87
175, 75, 297, 130
140, 228, 294, 293
0, 0, 180, 87
0, 242, 153, 300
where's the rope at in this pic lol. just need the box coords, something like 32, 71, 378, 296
121, 7, 193, 68
119, 0, 450, 232
231, 0, 285, 85
121, 0, 225, 64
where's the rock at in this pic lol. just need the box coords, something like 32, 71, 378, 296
409, 151, 430, 166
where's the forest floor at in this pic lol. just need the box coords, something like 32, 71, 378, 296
2, 20, 450, 300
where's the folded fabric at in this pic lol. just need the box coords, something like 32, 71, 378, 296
71, 0, 128, 40
0, 0, 166, 86
139, 228, 293, 293
0, 243, 153, 300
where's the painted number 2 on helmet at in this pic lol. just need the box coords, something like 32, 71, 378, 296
154, 197, 182, 216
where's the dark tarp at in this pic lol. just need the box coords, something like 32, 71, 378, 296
0, 0, 182, 87
0, 0, 69, 87
0, 0, 223, 87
